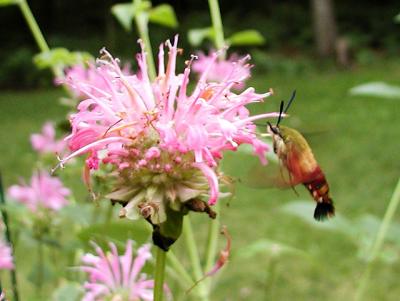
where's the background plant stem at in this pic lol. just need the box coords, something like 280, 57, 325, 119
202, 0, 225, 293
0, 173, 20, 301
18, 0, 62, 78
167, 251, 195, 289
18, 0, 49, 52
203, 202, 220, 291
154, 247, 167, 301
133, 0, 156, 80
208, 0, 225, 50
36, 238, 44, 297
354, 177, 400, 301
183, 216, 209, 301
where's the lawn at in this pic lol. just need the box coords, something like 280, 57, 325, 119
0, 56, 399, 300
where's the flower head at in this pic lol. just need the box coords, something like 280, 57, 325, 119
58, 37, 277, 245
30, 122, 67, 155
0, 240, 14, 270
8, 171, 70, 212
192, 51, 251, 90
80, 240, 154, 301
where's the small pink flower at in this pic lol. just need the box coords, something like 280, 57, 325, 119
7, 171, 70, 212
0, 240, 14, 270
192, 51, 251, 90
30, 122, 67, 155
58, 36, 278, 225
80, 240, 154, 301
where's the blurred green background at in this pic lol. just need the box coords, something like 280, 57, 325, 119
1, 0, 400, 300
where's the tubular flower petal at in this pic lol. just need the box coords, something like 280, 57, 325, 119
7, 171, 70, 212
60, 36, 276, 228
30, 122, 67, 155
80, 240, 155, 301
192, 51, 252, 90
61, 63, 132, 100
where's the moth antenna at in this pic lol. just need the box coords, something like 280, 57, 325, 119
276, 101, 285, 126
267, 121, 278, 135
284, 89, 297, 113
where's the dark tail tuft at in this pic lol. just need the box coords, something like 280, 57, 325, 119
314, 201, 335, 221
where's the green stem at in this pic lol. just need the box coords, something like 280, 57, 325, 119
105, 202, 114, 224
203, 202, 220, 291
133, 0, 156, 81
264, 257, 277, 300
208, 0, 225, 50
355, 177, 400, 301
183, 216, 209, 301
167, 250, 195, 289
37, 239, 44, 297
0, 173, 20, 301
154, 246, 167, 301
18, 0, 62, 78
18, 0, 49, 52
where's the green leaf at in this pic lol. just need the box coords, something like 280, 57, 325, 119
149, 4, 178, 28
28, 261, 54, 286
188, 27, 213, 47
52, 281, 83, 301
235, 238, 306, 259
0, 0, 18, 7
354, 214, 400, 246
111, 3, 134, 32
112, 1, 152, 31
349, 81, 400, 99
59, 203, 93, 226
77, 220, 152, 249
33, 48, 93, 70
227, 30, 265, 46
280, 200, 352, 233
394, 13, 400, 23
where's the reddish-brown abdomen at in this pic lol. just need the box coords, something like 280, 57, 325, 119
303, 168, 335, 221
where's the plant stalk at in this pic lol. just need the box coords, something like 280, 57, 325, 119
167, 251, 195, 289
154, 246, 167, 301
208, 0, 225, 50
37, 238, 44, 297
133, 0, 156, 80
0, 173, 20, 301
183, 216, 209, 301
18, 0, 49, 53
203, 202, 220, 291
18, 0, 62, 78
355, 177, 400, 301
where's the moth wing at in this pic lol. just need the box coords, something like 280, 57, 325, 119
242, 158, 302, 189
284, 137, 319, 184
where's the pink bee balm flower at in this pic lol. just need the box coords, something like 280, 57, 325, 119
58, 36, 278, 243
192, 51, 251, 90
62, 63, 131, 100
30, 122, 67, 155
80, 241, 154, 301
0, 240, 14, 270
7, 171, 70, 212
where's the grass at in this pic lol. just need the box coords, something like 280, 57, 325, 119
0, 57, 399, 300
